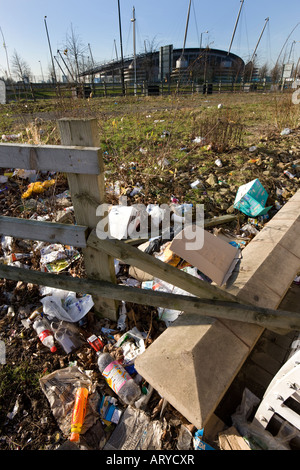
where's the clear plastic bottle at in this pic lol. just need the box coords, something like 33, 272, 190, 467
97, 352, 141, 405
33, 317, 57, 353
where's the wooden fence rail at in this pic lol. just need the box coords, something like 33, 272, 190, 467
0, 264, 299, 331
0, 118, 299, 329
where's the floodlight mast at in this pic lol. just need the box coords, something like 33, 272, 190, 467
131, 6, 137, 96
228, 0, 245, 55
250, 17, 269, 64
44, 16, 57, 84
117, 0, 125, 96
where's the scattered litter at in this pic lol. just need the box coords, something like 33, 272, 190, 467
193, 429, 215, 450
135, 385, 154, 410
150, 279, 196, 325
114, 327, 146, 365
7, 395, 21, 420
107, 181, 121, 196
108, 205, 139, 240
284, 170, 295, 179
103, 406, 166, 450
2, 133, 21, 141
97, 351, 141, 405
193, 136, 205, 144
218, 426, 251, 450
98, 395, 122, 425
21, 179, 56, 198
154, 241, 182, 267
33, 316, 57, 353
56, 190, 71, 199
240, 223, 260, 236
146, 203, 166, 227
41, 290, 94, 323
160, 130, 170, 138
294, 275, 300, 285
117, 301, 127, 331
234, 179, 272, 217
130, 184, 143, 196
231, 388, 291, 450
39, 366, 99, 438
70, 387, 89, 442
13, 169, 37, 182
190, 179, 201, 188
177, 425, 193, 450
87, 334, 105, 352
170, 225, 240, 286
280, 128, 292, 136
157, 157, 170, 166
1, 107, 300, 452
39, 244, 80, 273
51, 321, 83, 354
1, 252, 33, 265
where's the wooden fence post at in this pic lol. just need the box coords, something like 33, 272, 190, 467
58, 117, 118, 320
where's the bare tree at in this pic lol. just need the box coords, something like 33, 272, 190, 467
258, 63, 269, 80
270, 63, 282, 83
11, 50, 32, 83
63, 24, 87, 82
140, 37, 159, 82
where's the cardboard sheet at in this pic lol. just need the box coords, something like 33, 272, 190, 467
170, 225, 240, 286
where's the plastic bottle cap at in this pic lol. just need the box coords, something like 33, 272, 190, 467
70, 432, 79, 442
50, 346, 57, 353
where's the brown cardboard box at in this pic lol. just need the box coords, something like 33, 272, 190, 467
170, 225, 240, 286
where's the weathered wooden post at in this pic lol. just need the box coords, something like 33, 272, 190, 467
58, 117, 118, 320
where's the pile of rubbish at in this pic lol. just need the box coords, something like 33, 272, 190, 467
0, 160, 299, 450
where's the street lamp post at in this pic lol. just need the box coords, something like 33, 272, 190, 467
39, 61, 45, 83
44, 16, 57, 84
200, 30, 209, 49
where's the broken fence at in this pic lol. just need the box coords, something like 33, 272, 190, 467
0, 118, 299, 332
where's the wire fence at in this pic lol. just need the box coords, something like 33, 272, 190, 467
4, 79, 294, 102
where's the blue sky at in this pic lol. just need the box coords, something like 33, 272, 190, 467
0, 0, 299, 80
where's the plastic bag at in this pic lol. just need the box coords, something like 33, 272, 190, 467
41, 291, 94, 323
39, 366, 99, 436
152, 278, 195, 326
231, 388, 291, 450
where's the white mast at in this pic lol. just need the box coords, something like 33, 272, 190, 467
131, 6, 137, 95
228, 0, 245, 55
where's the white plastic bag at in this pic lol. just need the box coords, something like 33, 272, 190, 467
41, 290, 94, 323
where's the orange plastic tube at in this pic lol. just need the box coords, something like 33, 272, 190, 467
70, 387, 89, 442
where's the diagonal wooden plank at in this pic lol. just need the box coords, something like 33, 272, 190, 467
0, 264, 299, 331
87, 229, 239, 303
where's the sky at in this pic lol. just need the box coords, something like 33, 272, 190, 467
0, 0, 299, 81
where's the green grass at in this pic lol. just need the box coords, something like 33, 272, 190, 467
0, 90, 299, 205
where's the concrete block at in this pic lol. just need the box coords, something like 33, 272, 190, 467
135, 313, 249, 429
135, 190, 300, 429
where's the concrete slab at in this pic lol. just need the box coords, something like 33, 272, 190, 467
135, 314, 249, 429
135, 190, 300, 429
